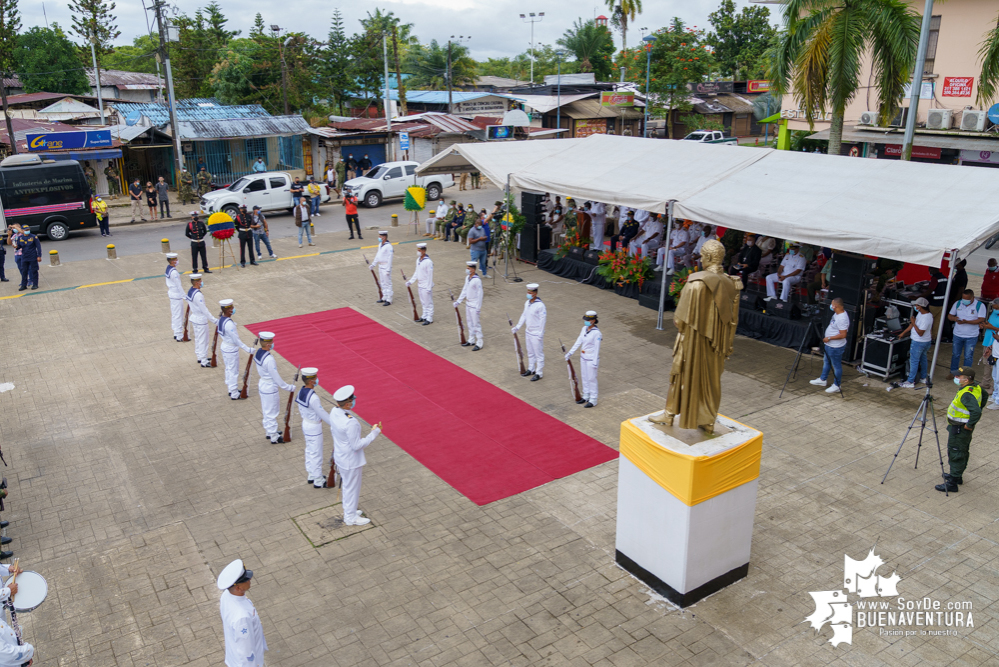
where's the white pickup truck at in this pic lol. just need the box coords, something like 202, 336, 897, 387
682, 130, 739, 145
343, 160, 454, 208
200, 171, 331, 218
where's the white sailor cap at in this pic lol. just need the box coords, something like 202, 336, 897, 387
216, 559, 253, 590
219, 299, 234, 307
190, 273, 202, 280
258, 331, 276, 341
466, 261, 478, 267
165, 253, 178, 259
301, 367, 318, 377
378, 230, 388, 235
333, 384, 355, 401
416, 243, 427, 249
527, 283, 540, 291
585, 310, 597, 317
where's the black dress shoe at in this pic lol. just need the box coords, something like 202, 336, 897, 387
521, 371, 532, 377
30, 285, 38, 290
241, 263, 246, 268
358, 235, 363, 239
0, 551, 12, 560
422, 320, 431, 325
203, 269, 213, 274
377, 299, 385, 303
531, 374, 542, 381
17, 286, 25, 291
348, 236, 355, 239
461, 342, 472, 347
575, 399, 586, 404
584, 402, 595, 408
382, 301, 391, 306
275, 436, 284, 444
250, 262, 259, 266
472, 345, 481, 351
0, 521, 9, 529
0, 279, 7, 282
0, 537, 10, 545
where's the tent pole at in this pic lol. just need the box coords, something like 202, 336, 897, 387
656, 200, 675, 330
926, 249, 957, 388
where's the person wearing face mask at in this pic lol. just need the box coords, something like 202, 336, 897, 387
164, 253, 185, 340
186, 274, 217, 367
728, 233, 762, 287
937, 366, 988, 493
455, 261, 483, 350
980, 298, 999, 407
406, 243, 434, 324
254, 332, 296, 444
897, 297, 933, 388
565, 311, 602, 408
810, 297, 849, 393
217, 300, 255, 400
330, 385, 382, 525
371, 230, 394, 306
589, 201, 607, 250
296, 368, 334, 487
663, 219, 691, 273
765, 243, 806, 302
947, 289, 986, 378
128, 178, 146, 223
689, 224, 717, 270
982, 258, 999, 302
513, 284, 547, 381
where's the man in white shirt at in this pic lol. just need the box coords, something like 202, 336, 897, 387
756, 235, 778, 272
948, 289, 987, 378
810, 297, 850, 393
513, 283, 547, 381
217, 559, 266, 667
217, 299, 254, 399
630, 213, 663, 261
372, 231, 394, 306
429, 198, 448, 236
665, 223, 690, 273
455, 261, 484, 350
589, 201, 607, 250
254, 332, 296, 444
406, 243, 434, 324
296, 368, 334, 487
765, 243, 806, 301
898, 297, 933, 388
186, 274, 218, 367
165, 253, 185, 341
330, 385, 382, 526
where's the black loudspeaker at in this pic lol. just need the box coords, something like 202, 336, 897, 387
537, 224, 551, 251
522, 192, 545, 225
768, 299, 800, 320
829, 253, 875, 305
583, 249, 601, 264
740, 292, 764, 311
821, 301, 862, 362
569, 247, 585, 260
520, 222, 538, 262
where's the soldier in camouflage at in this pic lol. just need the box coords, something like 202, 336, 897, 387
197, 167, 214, 197
179, 168, 195, 205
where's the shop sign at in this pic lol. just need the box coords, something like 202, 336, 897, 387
780, 109, 834, 121
747, 80, 770, 93
686, 81, 734, 94
600, 92, 634, 107
960, 150, 999, 164
455, 100, 507, 114
574, 119, 607, 138
902, 81, 934, 100
26, 130, 112, 151
882, 144, 941, 159
942, 77, 974, 97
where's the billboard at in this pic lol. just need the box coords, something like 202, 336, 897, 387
600, 92, 635, 107
747, 80, 770, 93
26, 130, 112, 151
486, 126, 514, 140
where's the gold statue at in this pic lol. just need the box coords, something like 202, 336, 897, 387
650, 239, 741, 434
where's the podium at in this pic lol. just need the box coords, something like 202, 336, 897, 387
615, 413, 762, 607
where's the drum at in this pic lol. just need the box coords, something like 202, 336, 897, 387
5, 572, 46, 612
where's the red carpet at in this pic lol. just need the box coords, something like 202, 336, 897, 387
248, 308, 616, 505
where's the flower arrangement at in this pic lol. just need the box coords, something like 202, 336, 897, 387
669, 266, 695, 297
555, 226, 592, 259
207, 211, 235, 240
596, 250, 654, 287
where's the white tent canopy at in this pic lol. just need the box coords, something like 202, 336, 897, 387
417, 134, 999, 267
416, 139, 585, 185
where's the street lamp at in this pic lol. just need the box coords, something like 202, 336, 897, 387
555, 49, 568, 132
642, 35, 656, 138
447, 35, 471, 114
519, 12, 545, 85
270, 26, 291, 115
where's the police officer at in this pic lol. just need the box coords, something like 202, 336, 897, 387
179, 168, 195, 204
217, 559, 267, 667
296, 368, 333, 488
371, 230, 393, 306
937, 366, 988, 493
217, 300, 254, 399
185, 211, 211, 273
254, 332, 295, 443
186, 274, 217, 367
164, 253, 185, 340
14, 225, 41, 291
454, 261, 483, 350
566, 310, 602, 407
330, 385, 381, 525
513, 283, 547, 381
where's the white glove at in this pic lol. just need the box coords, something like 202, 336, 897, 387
511, 326, 519, 334
565, 353, 571, 361
406, 280, 413, 286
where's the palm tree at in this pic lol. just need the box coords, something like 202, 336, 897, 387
977, 16, 999, 107
605, 0, 642, 52
769, 0, 920, 156
405, 40, 476, 90
558, 18, 615, 78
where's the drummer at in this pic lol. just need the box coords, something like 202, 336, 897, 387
0, 560, 33, 666
0, 561, 21, 604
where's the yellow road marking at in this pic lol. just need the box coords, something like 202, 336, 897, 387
0, 294, 23, 300
277, 253, 320, 260
77, 279, 134, 289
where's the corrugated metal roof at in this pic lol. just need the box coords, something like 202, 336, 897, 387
112, 98, 272, 125
383, 90, 511, 104
714, 93, 755, 114
40, 98, 101, 114
562, 99, 644, 120
175, 115, 313, 140
5, 92, 73, 105
422, 114, 480, 134
1, 70, 162, 89
108, 124, 155, 142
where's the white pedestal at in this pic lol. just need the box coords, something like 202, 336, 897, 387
615, 412, 762, 607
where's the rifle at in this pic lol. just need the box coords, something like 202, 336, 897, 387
182, 305, 190, 342
401, 269, 420, 321
210, 312, 221, 367
363, 253, 383, 301
283, 366, 300, 443
507, 312, 527, 375
449, 289, 467, 345
239, 338, 259, 399
560, 338, 583, 403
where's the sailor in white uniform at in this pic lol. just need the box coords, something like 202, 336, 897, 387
165, 253, 185, 341
566, 310, 603, 407
217, 299, 254, 399
513, 283, 547, 381
254, 332, 296, 444
217, 559, 267, 667
186, 274, 217, 367
330, 385, 381, 526
589, 201, 607, 250
0, 560, 32, 667
372, 230, 394, 306
296, 368, 334, 488
454, 261, 484, 351
406, 243, 434, 324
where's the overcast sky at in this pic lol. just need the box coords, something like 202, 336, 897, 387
26, 0, 779, 61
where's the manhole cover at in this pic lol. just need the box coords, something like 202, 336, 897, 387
292, 502, 376, 547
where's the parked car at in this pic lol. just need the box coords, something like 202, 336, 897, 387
199, 171, 331, 218
681, 130, 739, 145
343, 161, 454, 208
0, 154, 97, 241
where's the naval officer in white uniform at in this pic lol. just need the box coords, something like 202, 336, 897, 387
406, 243, 434, 324
371, 230, 394, 306
217, 299, 254, 399
330, 385, 381, 526
513, 283, 547, 381
296, 368, 334, 488
165, 252, 185, 341
454, 260, 483, 351
254, 332, 296, 443
565, 310, 603, 408
217, 559, 266, 667
186, 274, 217, 366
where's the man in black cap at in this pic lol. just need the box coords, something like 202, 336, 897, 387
185, 211, 211, 273
235, 205, 257, 268
937, 366, 988, 493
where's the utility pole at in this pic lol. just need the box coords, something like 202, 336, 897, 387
0, 71, 15, 155
89, 29, 106, 124
901, 0, 934, 161
382, 33, 393, 160
519, 13, 544, 85
447, 39, 453, 115
151, 0, 184, 176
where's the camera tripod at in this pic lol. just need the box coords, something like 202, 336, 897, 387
881, 383, 949, 493
779, 314, 842, 398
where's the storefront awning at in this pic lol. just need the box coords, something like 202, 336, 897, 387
40, 149, 122, 161
806, 126, 999, 152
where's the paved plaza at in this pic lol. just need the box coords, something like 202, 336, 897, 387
0, 218, 997, 666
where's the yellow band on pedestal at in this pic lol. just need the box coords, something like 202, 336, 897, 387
619, 417, 762, 506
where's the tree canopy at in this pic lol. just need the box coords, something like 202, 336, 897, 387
16, 24, 90, 95
705, 0, 776, 80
